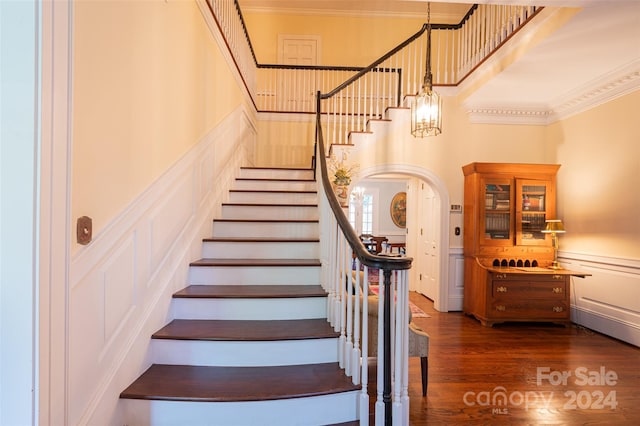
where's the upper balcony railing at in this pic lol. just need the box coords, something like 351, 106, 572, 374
206, 1, 541, 114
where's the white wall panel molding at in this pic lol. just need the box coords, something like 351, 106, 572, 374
559, 251, 640, 347
70, 106, 255, 425
448, 249, 464, 312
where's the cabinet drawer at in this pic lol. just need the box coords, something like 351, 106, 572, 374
492, 280, 567, 299
491, 300, 568, 318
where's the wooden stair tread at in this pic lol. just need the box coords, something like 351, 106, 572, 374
240, 166, 312, 171
222, 202, 318, 207
203, 237, 319, 243
229, 189, 317, 194
173, 285, 327, 298
236, 178, 315, 182
190, 258, 321, 267
152, 319, 338, 341
213, 218, 318, 223
120, 363, 359, 402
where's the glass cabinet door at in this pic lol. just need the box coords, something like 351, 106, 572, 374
516, 179, 553, 246
481, 178, 513, 244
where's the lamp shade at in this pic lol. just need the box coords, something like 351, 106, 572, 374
542, 219, 565, 233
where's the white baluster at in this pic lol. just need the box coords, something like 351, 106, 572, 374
345, 243, 353, 376
392, 271, 403, 425
359, 266, 370, 425
352, 258, 361, 385
400, 271, 410, 425
338, 237, 346, 368
375, 269, 385, 426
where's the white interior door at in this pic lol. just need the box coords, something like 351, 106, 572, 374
277, 35, 321, 111
278, 35, 320, 65
418, 182, 440, 301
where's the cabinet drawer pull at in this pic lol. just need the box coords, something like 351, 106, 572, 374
552, 287, 563, 294
496, 305, 506, 312
553, 275, 564, 280
496, 286, 508, 293
552, 306, 564, 313
496, 273, 507, 279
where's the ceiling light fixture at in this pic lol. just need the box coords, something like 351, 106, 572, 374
411, 2, 442, 137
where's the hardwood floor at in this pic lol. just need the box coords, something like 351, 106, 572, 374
406, 292, 640, 425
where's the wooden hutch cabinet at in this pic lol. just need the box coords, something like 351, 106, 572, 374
462, 162, 586, 326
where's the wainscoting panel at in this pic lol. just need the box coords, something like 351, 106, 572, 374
103, 234, 137, 347
561, 253, 640, 347
448, 249, 465, 312
149, 168, 196, 273
69, 106, 256, 425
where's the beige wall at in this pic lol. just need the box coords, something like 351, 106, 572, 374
255, 117, 315, 167
551, 91, 640, 259
72, 0, 244, 246
243, 12, 424, 66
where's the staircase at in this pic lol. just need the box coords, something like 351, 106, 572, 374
120, 167, 361, 425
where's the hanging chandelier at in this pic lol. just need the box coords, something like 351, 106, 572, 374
411, 2, 442, 137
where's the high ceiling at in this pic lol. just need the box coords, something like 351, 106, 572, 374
239, 1, 640, 123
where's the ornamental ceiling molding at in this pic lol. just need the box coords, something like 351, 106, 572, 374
466, 61, 640, 126
547, 59, 640, 123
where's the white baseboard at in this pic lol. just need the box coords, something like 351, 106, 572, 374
561, 252, 640, 348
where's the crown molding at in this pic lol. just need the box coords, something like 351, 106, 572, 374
466, 61, 640, 125
548, 59, 640, 122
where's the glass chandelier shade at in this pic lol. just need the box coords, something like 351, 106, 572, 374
411, 2, 442, 138
411, 78, 442, 137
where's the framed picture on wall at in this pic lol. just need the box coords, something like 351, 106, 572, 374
390, 191, 406, 228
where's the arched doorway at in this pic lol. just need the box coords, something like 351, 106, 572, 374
356, 164, 451, 312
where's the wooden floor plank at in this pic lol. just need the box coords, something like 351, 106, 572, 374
406, 292, 640, 425
120, 363, 359, 402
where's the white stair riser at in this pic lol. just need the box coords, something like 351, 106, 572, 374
189, 266, 321, 285
212, 221, 318, 238
239, 169, 314, 180
233, 180, 316, 191
121, 391, 359, 426
202, 241, 318, 259
228, 191, 317, 204
221, 204, 318, 220
151, 338, 339, 367
171, 297, 327, 320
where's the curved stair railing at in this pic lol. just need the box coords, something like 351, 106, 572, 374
200, 1, 543, 423
315, 93, 413, 425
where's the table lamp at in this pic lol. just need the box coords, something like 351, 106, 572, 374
542, 219, 565, 269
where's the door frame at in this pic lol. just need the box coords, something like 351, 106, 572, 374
359, 164, 451, 312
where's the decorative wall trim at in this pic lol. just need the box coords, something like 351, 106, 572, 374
548, 59, 640, 122
448, 251, 465, 312
559, 251, 639, 347
466, 107, 550, 125
38, 1, 73, 424
466, 60, 640, 125
71, 106, 255, 424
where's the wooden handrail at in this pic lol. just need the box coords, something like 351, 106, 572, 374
315, 92, 412, 272
315, 92, 411, 425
